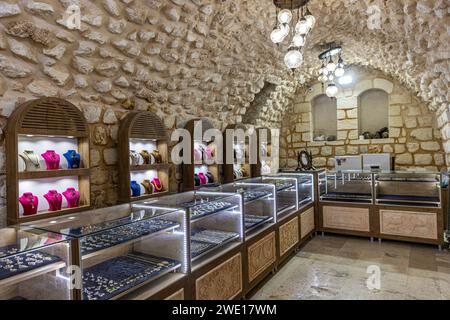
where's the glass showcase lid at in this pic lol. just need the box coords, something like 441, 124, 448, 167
134, 191, 242, 220
0, 226, 70, 259
199, 182, 275, 203
29, 205, 180, 238
240, 176, 297, 191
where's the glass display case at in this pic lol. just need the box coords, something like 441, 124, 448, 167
374, 171, 442, 207
0, 226, 73, 300
272, 172, 314, 207
240, 176, 298, 217
319, 171, 373, 203
134, 191, 243, 266
199, 182, 276, 234
30, 204, 187, 300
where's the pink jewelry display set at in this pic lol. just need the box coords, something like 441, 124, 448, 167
19, 188, 80, 215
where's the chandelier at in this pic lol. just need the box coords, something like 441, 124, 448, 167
318, 45, 346, 97
270, 0, 315, 70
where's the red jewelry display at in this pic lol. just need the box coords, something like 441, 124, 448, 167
41, 150, 60, 170
18, 192, 39, 216
198, 172, 207, 185
43, 190, 63, 211
151, 178, 163, 193
62, 187, 80, 208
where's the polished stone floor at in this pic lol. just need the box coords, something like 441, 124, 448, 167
252, 234, 450, 300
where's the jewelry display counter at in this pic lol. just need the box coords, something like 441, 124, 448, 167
6, 98, 91, 224
134, 191, 244, 300
118, 111, 171, 203
29, 204, 188, 300
198, 183, 277, 296
0, 226, 73, 300
373, 172, 444, 247
318, 171, 374, 238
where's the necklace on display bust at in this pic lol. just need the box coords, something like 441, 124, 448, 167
151, 178, 163, 192
43, 190, 62, 212
141, 180, 153, 194
130, 150, 144, 166
19, 150, 41, 171
130, 181, 141, 197
62, 188, 80, 208
41, 150, 60, 170
19, 192, 39, 216
63, 150, 81, 169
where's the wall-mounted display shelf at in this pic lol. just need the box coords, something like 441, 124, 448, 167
181, 119, 221, 191
118, 111, 171, 203
252, 127, 276, 177
223, 124, 255, 183
6, 98, 91, 225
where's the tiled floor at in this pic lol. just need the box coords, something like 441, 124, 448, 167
252, 234, 450, 300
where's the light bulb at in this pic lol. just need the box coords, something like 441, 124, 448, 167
335, 67, 345, 77
278, 9, 292, 24
326, 58, 336, 72
270, 27, 285, 43
284, 49, 303, 69
318, 74, 327, 82
304, 8, 316, 29
281, 23, 290, 37
292, 34, 305, 47
327, 73, 334, 81
295, 17, 310, 35
326, 83, 338, 97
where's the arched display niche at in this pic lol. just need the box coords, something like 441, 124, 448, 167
181, 118, 221, 191
252, 126, 277, 177
118, 111, 171, 203
6, 97, 91, 225
223, 123, 256, 183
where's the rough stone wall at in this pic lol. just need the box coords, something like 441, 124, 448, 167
280, 68, 446, 171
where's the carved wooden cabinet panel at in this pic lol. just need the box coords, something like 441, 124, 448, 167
380, 209, 437, 240
195, 253, 242, 300
247, 232, 276, 282
323, 206, 370, 232
164, 289, 184, 300
301, 207, 315, 238
279, 217, 299, 256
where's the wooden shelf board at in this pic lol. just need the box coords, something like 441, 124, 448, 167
130, 164, 170, 172
130, 191, 170, 202
18, 168, 90, 180
0, 261, 66, 288
18, 205, 91, 223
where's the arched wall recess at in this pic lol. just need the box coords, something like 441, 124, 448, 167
358, 89, 389, 138
312, 94, 337, 141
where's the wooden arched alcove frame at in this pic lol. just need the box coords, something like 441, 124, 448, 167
6, 97, 91, 225
118, 111, 171, 203
181, 118, 221, 191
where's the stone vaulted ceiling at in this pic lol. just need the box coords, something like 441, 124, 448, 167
0, 0, 447, 130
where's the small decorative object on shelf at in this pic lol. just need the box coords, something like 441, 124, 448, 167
129, 150, 144, 166
41, 150, 60, 170
18, 192, 39, 216
151, 177, 163, 193
19, 150, 41, 171
205, 172, 214, 183
44, 190, 63, 211
194, 174, 200, 187
141, 179, 153, 194
130, 181, 141, 197
151, 150, 162, 163
63, 150, 81, 169
198, 172, 207, 185
139, 150, 154, 165
62, 187, 80, 208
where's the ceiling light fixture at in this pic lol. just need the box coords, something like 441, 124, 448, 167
318, 44, 346, 97
270, 0, 314, 71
